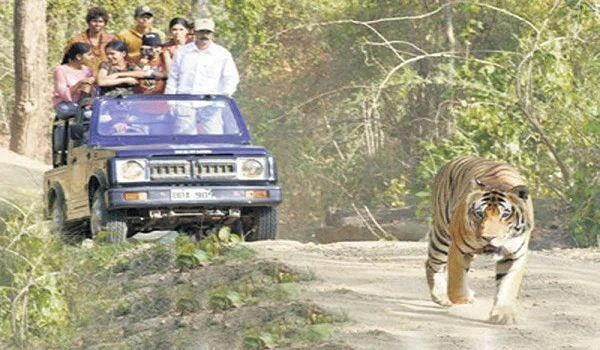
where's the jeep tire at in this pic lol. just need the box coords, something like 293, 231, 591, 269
90, 188, 128, 244
50, 194, 75, 238
247, 206, 278, 241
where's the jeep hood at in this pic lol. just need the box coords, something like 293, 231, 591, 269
104, 143, 269, 157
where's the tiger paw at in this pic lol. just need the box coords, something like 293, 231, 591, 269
448, 288, 475, 304
489, 305, 517, 325
431, 293, 452, 307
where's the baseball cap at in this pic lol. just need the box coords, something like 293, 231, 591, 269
194, 18, 215, 32
134, 6, 153, 17
142, 32, 162, 47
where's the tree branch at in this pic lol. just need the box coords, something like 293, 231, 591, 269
515, 0, 573, 187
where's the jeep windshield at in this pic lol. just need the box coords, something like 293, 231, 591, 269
94, 95, 243, 137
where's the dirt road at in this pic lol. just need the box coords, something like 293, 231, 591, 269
252, 240, 600, 350
0, 148, 48, 202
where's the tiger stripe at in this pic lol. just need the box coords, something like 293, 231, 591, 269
424, 155, 534, 325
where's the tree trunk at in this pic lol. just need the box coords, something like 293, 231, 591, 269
10, 0, 50, 161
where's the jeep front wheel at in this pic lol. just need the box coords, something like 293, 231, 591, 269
90, 189, 128, 244
246, 206, 278, 241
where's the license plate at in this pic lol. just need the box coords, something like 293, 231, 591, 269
171, 188, 216, 201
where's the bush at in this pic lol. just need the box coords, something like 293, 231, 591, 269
0, 201, 72, 347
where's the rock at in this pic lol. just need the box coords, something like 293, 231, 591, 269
81, 238, 94, 249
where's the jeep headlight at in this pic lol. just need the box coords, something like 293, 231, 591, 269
237, 158, 267, 179
115, 159, 148, 182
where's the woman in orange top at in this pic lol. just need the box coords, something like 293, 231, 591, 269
65, 7, 115, 73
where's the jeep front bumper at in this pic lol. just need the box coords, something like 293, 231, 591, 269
107, 185, 282, 209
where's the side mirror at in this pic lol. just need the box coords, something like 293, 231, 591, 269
55, 102, 78, 120
70, 124, 85, 140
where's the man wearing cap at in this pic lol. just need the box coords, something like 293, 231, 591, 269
165, 17, 240, 134
117, 6, 166, 63
165, 18, 239, 96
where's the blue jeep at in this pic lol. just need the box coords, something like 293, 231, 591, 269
44, 94, 282, 243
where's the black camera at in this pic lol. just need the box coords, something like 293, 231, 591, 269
142, 47, 155, 57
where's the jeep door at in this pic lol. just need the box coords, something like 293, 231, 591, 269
66, 144, 92, 219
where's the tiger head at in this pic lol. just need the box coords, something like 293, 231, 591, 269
466, 179, 530, 250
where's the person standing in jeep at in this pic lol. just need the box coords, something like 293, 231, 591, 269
117, 6, 166, 63
165, 18, 239, 97
65, 7, 116, 73
165, 18, 240, 135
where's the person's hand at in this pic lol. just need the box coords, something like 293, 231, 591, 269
112, 122, 128, 133
167, 103, 178, 117
123, 77, 138, 85
82, 77, 96, 85
153, 70, 168, 80
74, 77, 95, 88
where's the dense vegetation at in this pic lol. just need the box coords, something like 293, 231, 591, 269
0, 3, 598, 240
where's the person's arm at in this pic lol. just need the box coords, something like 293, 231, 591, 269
162, 49, 173, 75
221, 51, 240, 97
138, 49, 168, 80
70, 73, 96, 95
54, 67, 74, 102
96, 65, 138, 87
107, 69, 152, 80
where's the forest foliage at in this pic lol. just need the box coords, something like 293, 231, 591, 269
0, 0, 598, 245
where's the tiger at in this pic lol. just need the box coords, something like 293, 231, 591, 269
425, 155, 534, 325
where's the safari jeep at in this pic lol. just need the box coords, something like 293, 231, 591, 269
44, 94, 282, 243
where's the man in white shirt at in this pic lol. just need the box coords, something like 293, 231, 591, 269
165, 18, 240, 134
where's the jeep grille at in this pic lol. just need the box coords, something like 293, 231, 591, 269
148, 159, 237, 180
150, 160, 191, 179
195, 161, 236, 179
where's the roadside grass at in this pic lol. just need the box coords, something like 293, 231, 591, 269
0, 199, 73, 348
0, 199, 349, 349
